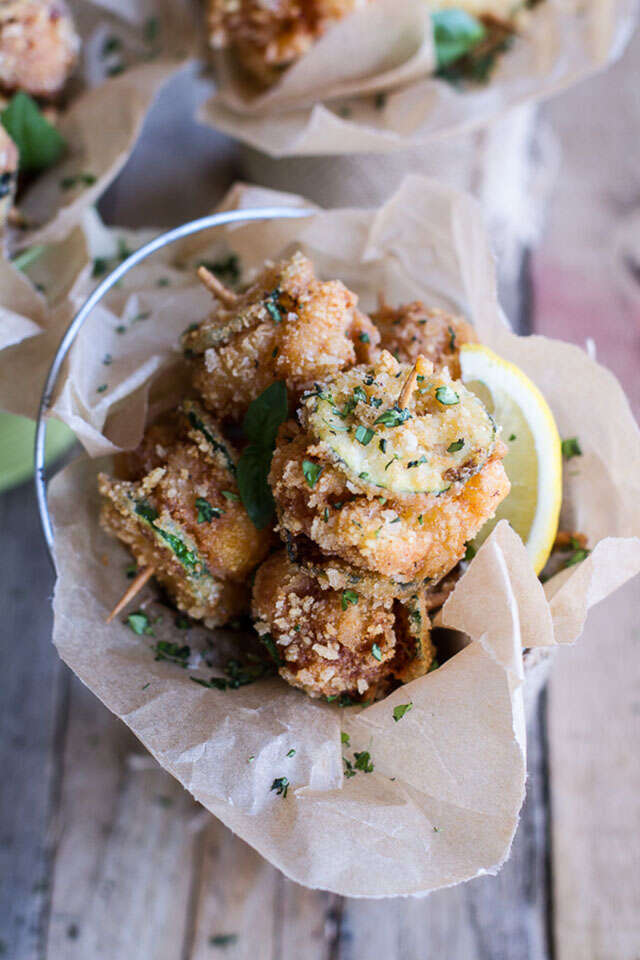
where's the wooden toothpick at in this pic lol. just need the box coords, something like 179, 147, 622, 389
196, 265, 238, 306
398, 355, 431, 409
106, 566, 155, 624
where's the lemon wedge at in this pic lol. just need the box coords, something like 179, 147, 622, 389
459, 343, 562, 573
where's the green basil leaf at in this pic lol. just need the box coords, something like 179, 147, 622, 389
431, 9, 486, 70
1, 92, 66, 172
237, 446, 274, 530
243, 380, 288, 447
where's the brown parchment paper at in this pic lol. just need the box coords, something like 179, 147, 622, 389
9, 0, 200, 248
47, 178, 640, 896
201, 0, 638, 156
0, 0, 200, 405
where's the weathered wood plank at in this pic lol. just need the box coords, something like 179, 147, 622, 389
534, 28, 640, 960
44, 677, 199, 960
337, 690, 551, 960
0, 480, 64, 960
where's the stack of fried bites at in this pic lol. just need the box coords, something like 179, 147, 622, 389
99, 252, 510, 702
0, 0, 80, 225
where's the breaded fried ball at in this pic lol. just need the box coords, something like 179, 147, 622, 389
207, 0, 365, 88
184, 251, 378, 420
0, 1, 79, 98
99, 402, 271, 627
252, 551, 434, 699
371, 298, 477, 379
270, 351, 510, 585
0, 124, 17, 228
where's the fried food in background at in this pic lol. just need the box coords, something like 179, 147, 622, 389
0, 0, 79, 98
270, 351, 509, 584
0, 123, 17, 227
207, 0, 367, 87
99, 402, 271, 627
184, 252, 378, 420
252, 551, 434, 699
371, 298, 477, 378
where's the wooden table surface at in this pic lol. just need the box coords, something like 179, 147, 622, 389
1, 31, 639, 960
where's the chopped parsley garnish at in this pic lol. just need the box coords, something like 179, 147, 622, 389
464, 542, 476, 562
125, 563, 138, 579
261, 633, 284, 666
209, 934, 238, 948
236, 381, 288, 529
192, 657, 274, 690
341, 589, 359, 610
374, 92, 387, 109
341, 731, 350, 746
375, 405, 412, 427
92, 258, 108, 278
407, 455, 427, 468
561, 437, 582, 460
447, 439, 464, 452
564, 547, 590, 568
127, 611, 154, 636
392, 702, 413, 722
358, 331, 370, 343
323, 507, 329, 523
143, 15, 159, 44
153, 640, 190, 666
418, 514, 423, 524
195, 497, 221, 523
60, 172, 96, 190
509, 433, 517, 442
264, 288, 283, 324
102, 35, 122, 57
286, 748, 296, 758
302, 459, 323, 488
353, 751, 374, 773
431, 9, 486, 70
1, 92, 65, 172
371, 643, 382, 661
378, 438, 387, 453
448, 325, 457, 351
355, 425, 375, 446
175, 615, 190, 629
96, 384, 107, 393
435, 385, 460, 405
270, 776, 289, 798
103, 354, 113, 366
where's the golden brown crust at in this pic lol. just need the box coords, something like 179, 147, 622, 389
0, 0, 79, 98
207, 0, 364, 87
186, 252, 379, 419
269, 353, 510, 584
252, 551, 434, 699
371, 299, 477, 379
99, 406, 271, 627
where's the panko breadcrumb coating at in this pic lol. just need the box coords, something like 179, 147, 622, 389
99, 402, 271, 627
0, 124, 17, 227
0, 0, 79, 97
207, 0, 366, 87
371, 298, 477, 379
252, 551, 434, 699
270, 351, 510, 585
184, 251, 378, 420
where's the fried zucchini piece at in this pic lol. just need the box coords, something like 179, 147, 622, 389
252, 551, 435, 700
184, 251, 378, 420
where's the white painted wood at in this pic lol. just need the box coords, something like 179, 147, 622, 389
536, 29, 640, 960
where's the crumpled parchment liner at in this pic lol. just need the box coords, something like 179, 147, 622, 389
47, 177, 640, 896
0, 0, 200, 397
201, 0, 638, 156
8, 0, 199, 248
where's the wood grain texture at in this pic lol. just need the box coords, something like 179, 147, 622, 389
0, 481, 64, 960
535, 29, 640, 960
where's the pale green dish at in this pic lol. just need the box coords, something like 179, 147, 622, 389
0, 412, 75, 494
